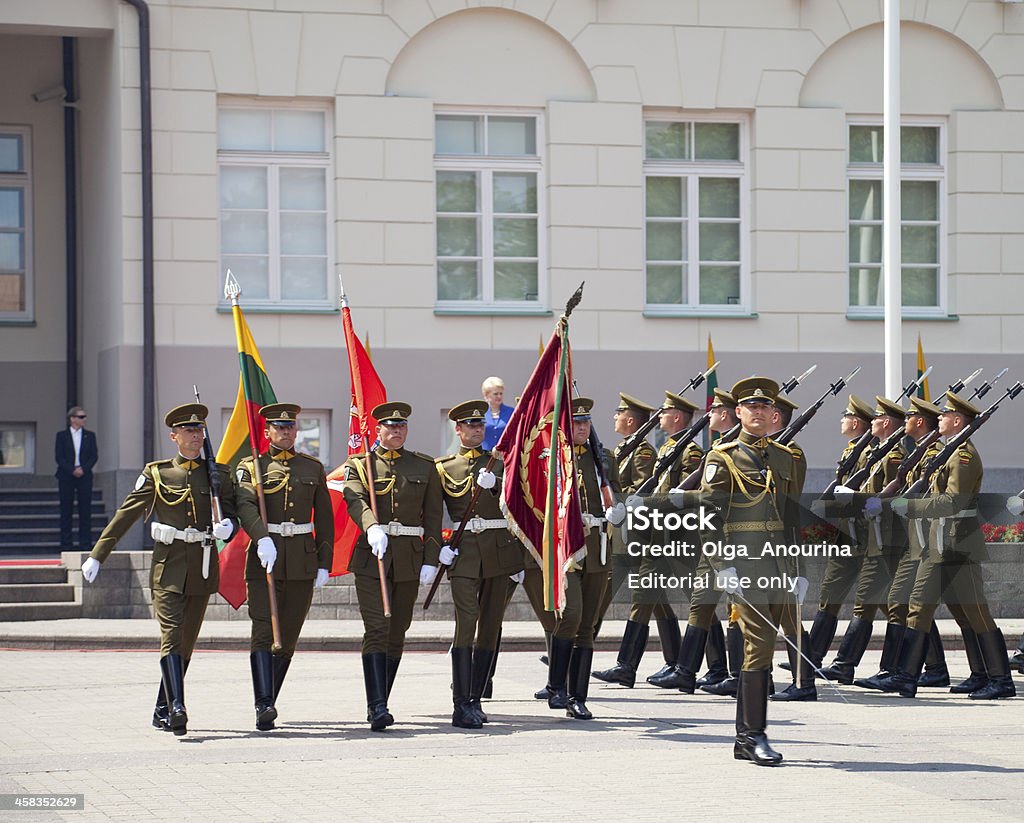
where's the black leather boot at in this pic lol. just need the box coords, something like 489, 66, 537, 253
159, 654, 188, 736
272, 654, 292, 699
969, 629, 1016, 699
566, 646, 595, 720
702, 623, 743, 696
451, 647, 482, 729
540, 630, 551, 666
772, 633, 817, 701
918, 623, 950, 687
546, 636, 574, 710
1012, 635, 1024, 673
648, 624, 706, 691
152, 680, 170, 731
819, 618, 873, 684
643, 616, 681, 682
780, 609, 838, 672
877, 626, 927, 698
362, 653, 394, 731
385, 656, 401, 699
854, 622, 905, 690
470, 645, 496, 724
696, 620, 729, 687
949, 628, 988, 694
482, 630, 501, 700
734, 670, 783, 766
250, 650, 278, 731
592, 619, 649, 688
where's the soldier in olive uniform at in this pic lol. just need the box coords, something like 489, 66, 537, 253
343, 402, 443, 730
235, 403, 334, 731
700, 378, 804, 765
635, 392, 705, 690
436, 400, 525, 729
81, 404, 236, 736
879, 392, 1016, 699
801, 395, 874, 672
814, 397, 907, 685
531, 398, 621, 719
591, 392, 657, 688
853, 396, 945, 691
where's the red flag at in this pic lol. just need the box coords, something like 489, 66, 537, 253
326, 301, 387, 575
496, 318, 585, 612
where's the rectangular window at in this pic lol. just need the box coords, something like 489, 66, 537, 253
847, 122, 945, 315
644, 117, 748, 314
0, 128, 32, 322
435, 112, 544, 311
219, 409, 330, 466
217, 105, 332, 309
0, 423, 35, 473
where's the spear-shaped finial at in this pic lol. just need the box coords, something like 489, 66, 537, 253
224, 269, 241, 303
338, 273, 350, 310
563, 281, 585, 318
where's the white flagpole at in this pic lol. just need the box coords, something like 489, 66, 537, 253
883, 0, 903, 398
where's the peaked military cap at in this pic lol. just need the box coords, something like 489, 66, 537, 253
731, 377, 780, 404
260, 402, 301, 424
662, 391, 699, 414
373, 401, 413, 423
843, 394, 874, 424
874, 396, 906, 420
942, 391, 980, 420
449, 400, 488, 423
907, 395, 942, 422
572, 398, 594, 419
710, 388, 737, 409
774, 395, 798, 411
617, 392, 656, 417
165, 403, 208, 428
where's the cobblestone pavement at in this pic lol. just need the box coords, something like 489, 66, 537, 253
2, 646, 1023, 822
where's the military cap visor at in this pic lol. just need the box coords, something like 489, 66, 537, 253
941, 391, 980, 419
731, 377, 780, 404
873, 396, 906, 420
842, 394, 875, 424
373, 401, 413, 423
449, 399, 488, 423
661, 391, 699, 414
907, 396, 942, 420
164, 403, 208, 428
774, 395, 798, 411
260, 402, 302, 424
710, 388, 737, 409
616, 392, 656, 416
572, 397, 594, 420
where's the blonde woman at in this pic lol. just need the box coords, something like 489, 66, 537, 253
481, 376, 514, 450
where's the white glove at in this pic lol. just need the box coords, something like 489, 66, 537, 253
81, 556, 100, 583
625, 494, 643, 511
439, 544, 458, 565
314, 568, 330, 588
476, 468, 497, 490
809, 499, 827, 518
256, 536, 277, 573
1007, 495, 1024, 517
212, 518, 233, 541
833, 484, 854, 501
863, 497, 883, 518
419, 564, 439, 586
668, 487, 687, 508
715, 566, 743, 594
367, 524, 388, 559
605, 502, 626, 526
509, 570, 525, 584
791, 575, 809, 605
890, 497, 909, 517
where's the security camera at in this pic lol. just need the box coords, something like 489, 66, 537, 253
32, 84, 66, 103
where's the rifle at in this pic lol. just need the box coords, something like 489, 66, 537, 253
615, 361, 720, 463
775, 367, 861, 446
193, 385, 223, 581
900, 381, 1023, 497
671, 365, 820, 492
633, 411, 712, 496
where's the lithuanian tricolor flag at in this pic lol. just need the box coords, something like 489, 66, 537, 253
916, 334, 930, 401
215, 302, 277, 608
705, 334, 718, 448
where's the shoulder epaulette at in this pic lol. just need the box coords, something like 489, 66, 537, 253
146, 458, 173, 469
410, 451, 436, 464
715, 440, 741, 451
637, 443, 655, 455
768, 440, 796, 457
436, 454, 460, 465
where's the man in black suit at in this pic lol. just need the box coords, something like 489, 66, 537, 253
55, 406, 98, 549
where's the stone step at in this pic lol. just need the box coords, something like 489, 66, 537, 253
0, 489, 102, 503
0, 529, 97, 544
0, 601, 82, 620
0, 583, 75, 603
0, 566, 68, 584
0, 512, 104, 526
0, 501, 105, 512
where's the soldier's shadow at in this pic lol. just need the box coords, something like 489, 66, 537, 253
789, 759, 1024, 775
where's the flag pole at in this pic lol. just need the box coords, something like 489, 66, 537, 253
339, 276, 391, 618
225, 270, 283, 651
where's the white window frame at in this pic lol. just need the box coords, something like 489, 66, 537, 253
219, 408, 331, 467
216, 100, 335, 311
846, 117, 947, 319
0, 422, 36, 474
434, 108, 547, 313
642, 112, 750, 317
0, 126, 33, 323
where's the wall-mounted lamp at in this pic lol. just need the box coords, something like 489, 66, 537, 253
32, 83, 67, 103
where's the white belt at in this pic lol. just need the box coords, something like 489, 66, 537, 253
384, 521, 425, 537
151, 522, 205, 545
466, 516, 507, 534
267, 522, 314, 537
934, 509, 977, 555
581, 513, 606, 529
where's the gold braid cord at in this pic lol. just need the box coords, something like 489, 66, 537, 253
151, 466, 196, 522
436, 462, 474, 498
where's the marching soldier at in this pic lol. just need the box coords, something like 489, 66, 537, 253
80, 404, 236, 736
700, 377, 804, 765
343, 402, 443, 730
879, 392, 1016, 700
591, 392, 657, 687
235, 403, 333, 731
532, 398, 621, 719
436, 400, 525, 729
